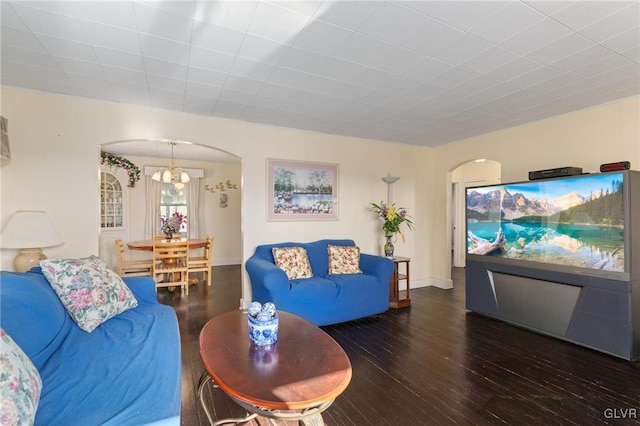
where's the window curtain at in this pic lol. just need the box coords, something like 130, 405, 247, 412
144, 176, 161, 238
187, 177, 201, 238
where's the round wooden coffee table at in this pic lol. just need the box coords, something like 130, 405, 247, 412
198, 310, 352, 425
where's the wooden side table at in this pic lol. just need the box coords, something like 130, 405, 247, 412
390, 256, 410, 308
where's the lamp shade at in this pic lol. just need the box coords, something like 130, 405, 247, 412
1, 210, 64, 249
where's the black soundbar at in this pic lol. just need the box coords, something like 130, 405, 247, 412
529, 166, 583, 181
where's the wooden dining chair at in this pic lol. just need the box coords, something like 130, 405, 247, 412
152, 237, 190, 295
188, 235, 214, 287
115, 238, 152, 277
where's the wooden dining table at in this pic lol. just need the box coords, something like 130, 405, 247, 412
127, 238, 208, 251
128, 238, 208, 286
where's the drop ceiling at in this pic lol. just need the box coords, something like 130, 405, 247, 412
2, 0, 639, 159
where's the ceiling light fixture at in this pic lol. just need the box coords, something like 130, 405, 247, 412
152, 141, 190, 185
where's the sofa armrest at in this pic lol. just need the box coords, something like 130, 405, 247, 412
124, 277, 159, 305
359, 253, 394, 284
245, 257, 290, 302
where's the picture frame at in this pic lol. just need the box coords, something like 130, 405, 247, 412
267, 159, 338, 221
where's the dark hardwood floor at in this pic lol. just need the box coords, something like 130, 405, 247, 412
161, 266, 640, 425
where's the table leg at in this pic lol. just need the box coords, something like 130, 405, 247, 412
198, 372, 258, 426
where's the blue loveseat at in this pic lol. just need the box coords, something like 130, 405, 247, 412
0, 267, 181, 425
246, 239, 394, 326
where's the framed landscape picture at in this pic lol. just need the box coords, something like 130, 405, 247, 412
267, 159, 338, 221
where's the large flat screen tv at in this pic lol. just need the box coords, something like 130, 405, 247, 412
466, 171, 629, 281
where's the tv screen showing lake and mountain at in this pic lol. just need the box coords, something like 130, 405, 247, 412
466, 173, 625, 273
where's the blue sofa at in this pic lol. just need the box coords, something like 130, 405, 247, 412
0, 267, 181, 425
246, 239, 393, 326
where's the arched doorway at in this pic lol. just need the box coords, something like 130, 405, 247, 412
450, 159, 501, 268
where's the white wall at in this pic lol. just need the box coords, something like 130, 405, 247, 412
0, 88, 434, 305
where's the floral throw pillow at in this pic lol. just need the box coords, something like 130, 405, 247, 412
40, 256, 138, 332
0, 328, 42, 425
272, 247, 313, 280
328, 245, 363, 275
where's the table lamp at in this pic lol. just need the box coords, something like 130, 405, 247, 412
0, 210, 64, 272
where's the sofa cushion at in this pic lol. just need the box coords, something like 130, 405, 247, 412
0, 328, 42, 426
0, 270, 70, 370
40, 256, 138, 332
328, 245, 363, 274
272, 247, 313, 280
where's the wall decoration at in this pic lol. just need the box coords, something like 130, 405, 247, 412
205, 180, 238, 208
100, 151, 141, 188
267, 159, 338, 221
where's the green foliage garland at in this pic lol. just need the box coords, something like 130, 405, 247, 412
100, 151, 141, 188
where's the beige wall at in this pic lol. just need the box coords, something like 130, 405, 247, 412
431, 96, 640, 281
0, 88, 434, 306
1, 87, 638, 304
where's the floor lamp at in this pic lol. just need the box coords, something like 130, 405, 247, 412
0, 210, 64, 272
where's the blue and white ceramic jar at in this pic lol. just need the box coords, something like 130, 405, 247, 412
248, 312, 279, 346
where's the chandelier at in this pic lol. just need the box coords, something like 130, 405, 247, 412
152, 141, 190, 187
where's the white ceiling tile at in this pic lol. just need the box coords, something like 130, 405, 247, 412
361, 88, 400, 107
193, 1, 258, 32
35, 34, 97, 62
188, 46, 235, 73
431, 33, 494, 66
330, 82, 371, 101
412, 1, 509, 32
314, 1, 382, 31
620, 46, 640, 63
401, 57, 452, 82
368, 46, 423, 74
357, 2, 425, 44
549, 1, 636, 32
1, 2, 30, 31
103, 65, 148, 86
507, 66, 562, 88
485, 57, 541, 82
236, 34, 289, 65
247, 2, 311, 45
428, 67, 478, 89
460, 46, 520, 74
139, 0, 196, 19
185, 81, 221, 98
81, 20, 142, 54
14, 0, 76, 17
318, 57, 365, 81
191, 20, 245, 55
249, 95, 284, 109
2, 26, 46, 52
183, 92, 216, 109
133, 2, 194, 43
229, 57, 275, 82
186, 66, 228, 87
292, 20, 353, 55
396, 17, 464, 56
278, 47, 327, 74
523, 1, 573, 17
298, 74, 344, 95
525, 34, 595, 65
144, 57, 188, 80
549, 45, 616, 74
587, 63, 640, 86
266, 67, 309, 88
73, 2, 137, 30
2, 45, 60, 70
382, 77, 422, 94
11, 2, 88, 41
350, 67, 393, 89
577, 3, 640, 43
94, 47, 145, 71
53, 56, 105, 79
600, 26, 640, 56
468, 1, 545, 44
330, 33, 394, 66
140, 34, 191, 65
499, 18, 573, 56
223, 75, 263, 94
147, 74, 187, 92
257, 82, 298, 99
271, 1, 322, 17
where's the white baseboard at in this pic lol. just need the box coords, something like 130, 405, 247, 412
411, 278, 453, 290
